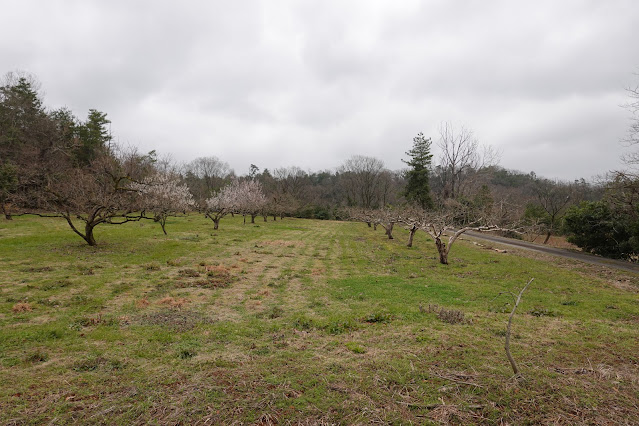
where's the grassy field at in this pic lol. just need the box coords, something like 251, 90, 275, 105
1, 215, 638, 424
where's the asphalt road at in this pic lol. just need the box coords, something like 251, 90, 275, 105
461, 231, 639, 274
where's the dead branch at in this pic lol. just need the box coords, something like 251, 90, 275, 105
505, 278, 534, 378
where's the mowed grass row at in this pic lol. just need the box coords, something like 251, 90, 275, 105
0, 215, 638, 424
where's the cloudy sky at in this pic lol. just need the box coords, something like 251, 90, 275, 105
2, 0, 638, 180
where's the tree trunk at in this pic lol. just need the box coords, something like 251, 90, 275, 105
263, 215, 267, 222
273, 214, 277, 221
367, 222, 372, 228
2, 204, 12, 220
64, 214, 97, 246
435, 237, 448, 265
251, 214, 256, 224
407, 226, 417, 247
84, 223, 97, 246
213, 218, 220, 230
160, 217, 167, 235
543, 231, 551, 244
385, 222, 394, 239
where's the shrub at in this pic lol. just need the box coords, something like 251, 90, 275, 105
563, 201, 638, 260
437, 308, 467, 324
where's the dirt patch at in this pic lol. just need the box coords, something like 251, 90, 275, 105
610, 279, 639, 292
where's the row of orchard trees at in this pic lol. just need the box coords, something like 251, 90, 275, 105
0, 72, 277, 245
345, 200, 519, 265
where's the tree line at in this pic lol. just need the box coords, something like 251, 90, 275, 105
1, 71, 637, 261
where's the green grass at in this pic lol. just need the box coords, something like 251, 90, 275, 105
1, 214, 638, 424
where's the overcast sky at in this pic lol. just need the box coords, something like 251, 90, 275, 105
2, 0, 638, 180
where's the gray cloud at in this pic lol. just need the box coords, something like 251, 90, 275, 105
2, 0, 637, 180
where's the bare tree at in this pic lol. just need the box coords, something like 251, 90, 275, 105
347, 207, 402, 239
436, 122, 500, 200
344, 206, 377, 229
266, 166, 309, 218
622, 81, 639, 166
184, 156, 233, 202
273, 167, 308, 199
339, 155, 386, 209
370, 207, 402, 239
396, 206, 425, 248
399, 201, 519, 264
39, 150, 151, 246
531, 179, 573, 244
503, 278, 534, 378
270, 193, 299, 220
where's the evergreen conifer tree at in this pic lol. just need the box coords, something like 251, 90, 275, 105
403, 132, 434, 209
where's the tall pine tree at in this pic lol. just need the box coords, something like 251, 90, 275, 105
403, 132, 434, 209
75, 109, 111, 165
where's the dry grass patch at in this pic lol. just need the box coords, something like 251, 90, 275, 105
177, 268, 200, 278
136, 298, 150, 308
174, 264, 235, 289
257, 288, 271, 297
610, 278, 639, 292
12, 302, 33, 313
158, 296, 190, 309
553, 363, 639, 385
